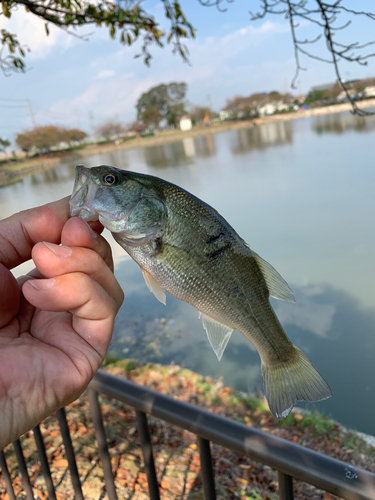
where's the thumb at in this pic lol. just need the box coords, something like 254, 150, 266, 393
0, 265, 20, 328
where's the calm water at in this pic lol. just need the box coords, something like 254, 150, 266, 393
2, 112, 375, 434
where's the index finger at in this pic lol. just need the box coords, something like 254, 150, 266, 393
0, 197, 70, 270
0, 196, 105, 271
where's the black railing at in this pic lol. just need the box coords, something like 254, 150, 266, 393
2, 368, 375, 500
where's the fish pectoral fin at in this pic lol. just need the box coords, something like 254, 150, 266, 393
141, 268, 166, 305
252, 251, 295, 303
199, 312, 233, 361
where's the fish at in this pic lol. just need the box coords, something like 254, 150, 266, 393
69, 164, 332, 418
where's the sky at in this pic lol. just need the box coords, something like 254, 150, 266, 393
1, 0, 375, 142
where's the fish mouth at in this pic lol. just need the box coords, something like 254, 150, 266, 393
69, 164, 100, 222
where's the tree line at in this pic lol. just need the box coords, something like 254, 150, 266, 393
15, 125, 87, 154
8, 75, 375, 156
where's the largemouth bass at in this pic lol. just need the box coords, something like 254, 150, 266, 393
69, 164, 332, 418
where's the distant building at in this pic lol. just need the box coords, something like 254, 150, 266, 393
336, 89, 357, 101
258, 103, 276, 117
219, 110, 231, 121
258, 100, 289, 117
180, 116, 192, 131
364, 86, 375, 97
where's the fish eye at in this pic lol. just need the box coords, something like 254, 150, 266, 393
102, 173, 119, 186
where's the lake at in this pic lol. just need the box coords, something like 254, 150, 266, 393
1, 112, 375, 435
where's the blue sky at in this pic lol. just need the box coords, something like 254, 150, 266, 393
1, 0, 375, 141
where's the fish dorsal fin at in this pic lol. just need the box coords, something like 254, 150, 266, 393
141, 268, 166, 305
199, 312, 233, 361
252, 251, 295, 303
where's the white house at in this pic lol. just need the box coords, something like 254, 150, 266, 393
179, 116, 192, 131
364, 86, 375, 97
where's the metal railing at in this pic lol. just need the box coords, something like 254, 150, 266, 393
1, 368, 375, 500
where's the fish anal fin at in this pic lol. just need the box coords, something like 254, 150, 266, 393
141, 268, 166, 305
252, 251, 295, 303
199, 312, 233, 361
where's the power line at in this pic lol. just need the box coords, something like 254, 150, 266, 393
0, 104, 28, 108
0, 97, 28, 102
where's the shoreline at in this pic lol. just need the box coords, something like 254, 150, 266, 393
1, 97, 375, 188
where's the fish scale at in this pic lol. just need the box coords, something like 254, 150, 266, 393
70, 164, 332, 419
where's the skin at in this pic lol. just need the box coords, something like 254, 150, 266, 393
0, 197, 124, 450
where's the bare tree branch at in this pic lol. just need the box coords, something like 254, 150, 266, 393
249, 0, 375, 115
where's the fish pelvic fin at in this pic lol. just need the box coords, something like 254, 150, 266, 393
199, 312, 233, 361
141, 268, 166, 305
261, 347, 332, 419
252, 251, 295, 303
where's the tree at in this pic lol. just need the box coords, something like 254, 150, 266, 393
0, 137, 10, 154
166, 102, 186, 127
140, 106, 163, 130
1, 1, 195, 75
126, 120, 144, 137
63, 128, 87, 144
224, 95, 259, 119
95, 120, 124, 140
15, 125, 87, 153
136, 82, 187, 128
189, 105, 216, 124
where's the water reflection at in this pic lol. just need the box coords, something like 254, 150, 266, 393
275, 286, 375, 435
144, 142, 194, 168
142, 135, 217, 168
312, 112, 375, 135
30, 162, 76, 185
111, 257, 375, 435
193, 134, 216, 157
230, 121, 293, 155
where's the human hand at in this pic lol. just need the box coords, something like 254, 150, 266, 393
0, 197, 124, 450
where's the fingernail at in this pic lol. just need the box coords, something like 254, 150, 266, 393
43, 242, 72, 257
28, 278, 56, 290
84, 220, 98, 239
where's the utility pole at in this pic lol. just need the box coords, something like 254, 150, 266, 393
89, 111, 95, 136
27, 99, 36, 128
74, 109, 81, 129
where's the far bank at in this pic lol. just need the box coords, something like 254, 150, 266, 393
1, 97, 375, 188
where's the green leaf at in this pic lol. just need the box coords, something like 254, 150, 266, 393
2, 1, 11, 18
45, 23, 50, 36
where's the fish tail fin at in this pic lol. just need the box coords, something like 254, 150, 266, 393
261, 347, 332, 419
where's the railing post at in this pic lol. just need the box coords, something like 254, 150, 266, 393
0, 450, 17, 500
56, 407, 84, 500
13, 439, 34, 500
135, 410, 160, 500
33, 424, 57, 500
197, 437, 217, 500
278, 471, 294, 500
88, 387, 118, 500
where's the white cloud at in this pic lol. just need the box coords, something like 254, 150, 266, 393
94, 70, 116, 80
22, 19, 295, 130
274, 290, 336, 339
1, 8, 74, 60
